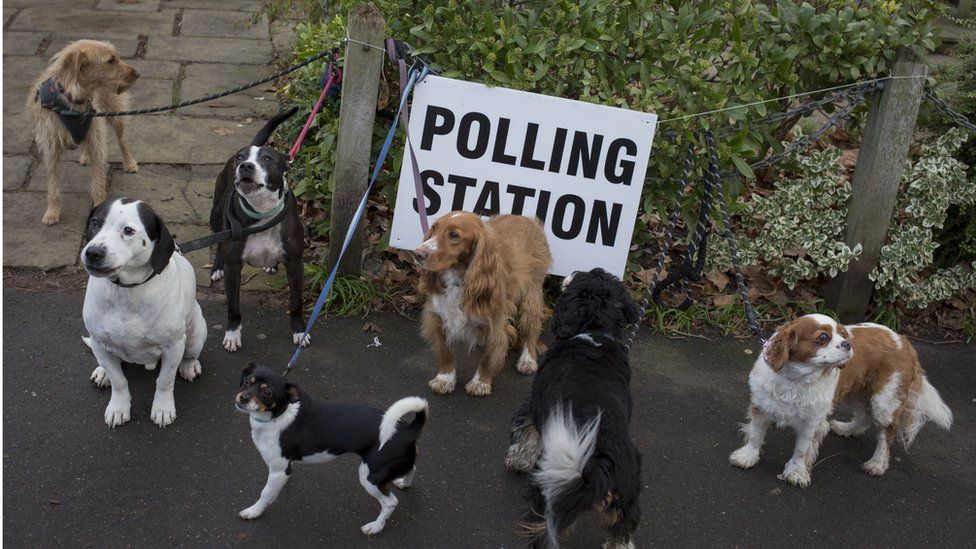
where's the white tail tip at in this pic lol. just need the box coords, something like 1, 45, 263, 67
378, 396, 428, 449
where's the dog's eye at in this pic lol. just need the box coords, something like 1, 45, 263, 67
108, 56, 117, 64
235, 153, 244, 161
448, 231, 459, 239
263, 155, 273, 162
261, 388, 272, 397
816, 333, 829, 344
90, 218, 101, 229
122, 227, 135, 237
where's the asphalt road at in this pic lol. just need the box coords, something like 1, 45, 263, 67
3, 289, 975, 548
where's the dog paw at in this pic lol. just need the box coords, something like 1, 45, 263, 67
777, 462, 811, 488
90, 366, 111, 388
263, 266, 278, 274
427, 372, 456, 395
144, 362, 157, 371
729, 447, 760, 469
361, 520, 386, 536
465, 377, 492, 397
41, 208, 61, 225
150, 392, 177, 427
293, 332, 311, 347
505, 444, 539, 473
861, 457, 889, 477
211, 269, 224, 282
516, 351, 537, 375
78, 153, 89, 166
223, 327, 242, 352
104, 397, 131, 428
179, 358, 201, 381
393, 478, 410, 490
829, 419, 865, 437
123, 160, 138, 173
239, 505, 265, 520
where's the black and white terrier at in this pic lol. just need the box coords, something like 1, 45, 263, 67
506, 268, 642, 549
210, 107, 307, 353
235, 363, 428, 536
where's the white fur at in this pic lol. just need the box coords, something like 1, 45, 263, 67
378, 397, 428, 450
572, 333, 600, 346
358, 462, 398, 536
393, 467, 416, 489
223, 326, 243, 352
417, 236, 439, 254
516, 346, 537, 374
293, 331, 311, 347
533, 405, 601, 548
428, 371, 456, 393
430, 269, 482, 347
237, 146, 282, 212
870, 372, 903, 426
242, 223, 284, 270
81, 200, 206, 428
239, 402, 300, 519
900, 376, 953, 447
298, 450, 338, 464
211, 268, 224, 282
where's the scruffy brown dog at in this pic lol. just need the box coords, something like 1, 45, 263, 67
27, 39, 140, 225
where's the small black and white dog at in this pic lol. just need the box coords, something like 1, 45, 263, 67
506, 268, 642, 549
210, 107, 307, 353
81, 197, 206, 428
235, 363, 428, 536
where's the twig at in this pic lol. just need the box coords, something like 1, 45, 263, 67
811, 452, 841, 470
670, 330, 712, 341
908, 336, 964, 346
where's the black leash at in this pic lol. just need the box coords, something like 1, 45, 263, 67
46, 48, 339, 118
176, 189, 292, 253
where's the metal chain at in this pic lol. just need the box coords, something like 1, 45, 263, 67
626, 137, 698, 347
925, 88, 976, 133
704, 130, 765, 343
49, 47, 339, 117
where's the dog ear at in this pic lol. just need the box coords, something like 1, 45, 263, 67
59, 44, 89, 79
241, 362, 258, 384
146, 208, 175, 274
551, 290, 591, 339
765, 327, 796, 372
285, 383, 301, 403
462, 225, 501, 319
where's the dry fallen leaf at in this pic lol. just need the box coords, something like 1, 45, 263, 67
213, 127, 236, 136
362, 322, 381, 333
705, 269, 729, 292
713, 294, 736, 308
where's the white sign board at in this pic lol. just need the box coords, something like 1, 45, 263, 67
389, 75, 657, 277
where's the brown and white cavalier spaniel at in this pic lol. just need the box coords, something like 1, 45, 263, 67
413, 211, 552, 397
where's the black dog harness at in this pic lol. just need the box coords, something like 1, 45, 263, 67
35, 77, 94, 143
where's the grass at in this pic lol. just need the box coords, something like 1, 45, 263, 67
964, 306, 976, 343
304, 265, 383, 317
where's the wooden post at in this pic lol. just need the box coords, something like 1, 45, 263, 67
329, 3, 385, 275
825, 49, 926, 322
959, 0, 974, 19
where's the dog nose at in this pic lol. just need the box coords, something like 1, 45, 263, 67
85, 246, 106, 263
414, 247, 429, 261
132, 70, 140, 78
239, 162, 254, 173
840, 340, 850, 350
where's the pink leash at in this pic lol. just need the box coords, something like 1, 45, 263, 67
288, 63, 341, 162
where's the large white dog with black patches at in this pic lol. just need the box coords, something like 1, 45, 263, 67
81, 197, 206, 428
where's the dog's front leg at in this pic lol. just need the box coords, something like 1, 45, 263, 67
40, 142, 65, 225
729, 406, 771, 469
84, 122, 107, 205
240, 462, 290, 519
150, 339, 184, 427
505, 398, 542, 473
778, 421, 819, 488
107, 115, 138, 173
467, 325, 507, 396
284, 252, 309, 347
222, 257, 244, 352
90, 343, 130, 427
422, 311, 457, 394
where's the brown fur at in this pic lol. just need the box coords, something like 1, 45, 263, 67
765, 316, 849, 372
417, 212, 552, 396
26, 39, 139, 225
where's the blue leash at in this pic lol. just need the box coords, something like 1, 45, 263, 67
284, 64, 428, 376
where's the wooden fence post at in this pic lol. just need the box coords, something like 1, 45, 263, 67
825, 49, 927, 322
329, 3, 385, 275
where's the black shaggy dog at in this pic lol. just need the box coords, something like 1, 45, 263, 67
505, 268, 642, 549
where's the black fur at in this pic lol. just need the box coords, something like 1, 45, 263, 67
136, 202, 175, 276
209, 108, 306, 344
513, 268, 642, 548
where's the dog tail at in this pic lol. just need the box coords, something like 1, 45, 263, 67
523, 405, 604, 548
899, 375, 952, 448
378, 396, 428, 449
250, 106, 300, 147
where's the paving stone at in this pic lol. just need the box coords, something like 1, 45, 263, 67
102, 115, 257, 164
4, 0, 98, 7
162, 0, 263, 11
94, 0, 162, 12
180, 9, 268, 40
123, 58, 181, 79
126, 77, 174, 114
4, 113, 34, 156
186, 166, 220, 220
3, 191, 89, 270
240, 264, 288, 292
4, 155, 32, 190
166, 222, 213, 287
270, 19, 297, 56
145, 35, 272, 64
3, 31, 47, 56
180, 62, 278, 118
26, 160, 94, 193
45, 35, 140, 59
4, 56, 47, 114
110, 164, 208, 224
4, 8, 19, 27
10, 8, 176, 38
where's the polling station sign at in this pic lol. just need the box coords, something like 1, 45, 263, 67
389, 75, 657, 277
